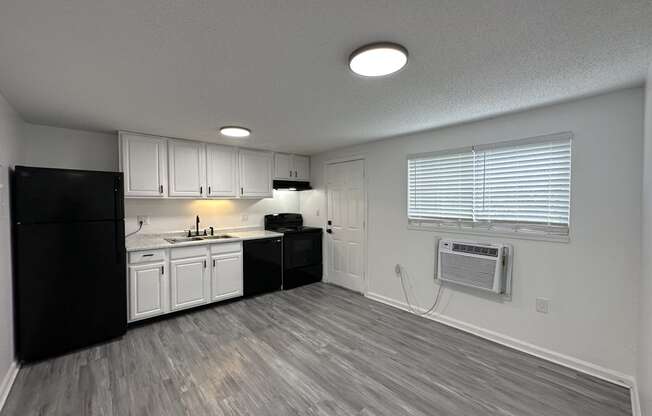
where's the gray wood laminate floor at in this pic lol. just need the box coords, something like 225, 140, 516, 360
2, 283, 631, 416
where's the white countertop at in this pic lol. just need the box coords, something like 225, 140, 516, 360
125, 229, 283, 252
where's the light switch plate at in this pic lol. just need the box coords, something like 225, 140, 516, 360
536, 298, 550, 314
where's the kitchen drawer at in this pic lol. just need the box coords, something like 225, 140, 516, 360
129, 249, 166, 264
210, 241, 242, 255
170, 245, 208, 260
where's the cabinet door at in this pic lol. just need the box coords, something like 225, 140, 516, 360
168, 140, 206, 198
129, 263, 166, 321
206, 144, 238, 197
169, 256, 209, 311
211, 253, 243, 302
120, 133, 168, 197
293, 155, 310, 181
274, 153, 293, 179
239, 150, 273, 198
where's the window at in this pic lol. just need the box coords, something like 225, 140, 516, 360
407, 132, 572, 240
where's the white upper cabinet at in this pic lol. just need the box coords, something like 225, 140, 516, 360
120, 132, 168, 197
168, 139, 206, 198
239, 149, 273, 198
119, 132, 276, 199
293, 155, 310, 181
273, 153, 310, 181
274, 153, 293, 179
206, 144, 238, 198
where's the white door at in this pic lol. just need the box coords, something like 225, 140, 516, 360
326, 159, 366, 293
206, 144, 238, 197
239, 149, 273, 198
168, 140, 206, 198
169, 256, 209, 311
120, 132, 168, 197
274, 153, 293, 179
129, 262, 166, 321
211, 253, 243, 302
293, 155, 310, 181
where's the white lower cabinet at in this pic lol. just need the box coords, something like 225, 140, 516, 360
169, 256, 209, 311
169, 246, 210, 311
129, 262, 167, 321
211, 252, 243, 302
128, 242, 243, 322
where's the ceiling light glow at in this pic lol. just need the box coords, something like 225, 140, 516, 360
220, 126, 250, 137
349, 43, 408, 77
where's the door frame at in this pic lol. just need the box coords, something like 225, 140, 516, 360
323, 155, 369, 295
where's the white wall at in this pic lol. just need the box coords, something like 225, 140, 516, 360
22, 123, 118, 171
639, 65, 652, 415
302, 88, 644, 380
0, 91, 23, 404
124, 192, 300, 235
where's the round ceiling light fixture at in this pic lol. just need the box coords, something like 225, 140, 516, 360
349, 42, 408, 77
219, 126, 251, 138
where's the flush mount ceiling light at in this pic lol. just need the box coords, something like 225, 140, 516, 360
349, 42, 408, 77
220, 126, 251, 138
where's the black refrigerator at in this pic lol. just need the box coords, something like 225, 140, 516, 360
12, 166, 127, 362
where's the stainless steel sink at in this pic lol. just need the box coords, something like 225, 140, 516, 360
200, 235, 235, 240
164, 234, 235, 244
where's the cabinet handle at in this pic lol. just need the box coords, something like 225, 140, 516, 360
294, 170, 298, 177
161, 265, 164, 275
203, 260, 207, 268
213, 259, 216, 267
200, 186, 203, 195
241, 187, 243, 195
289, 170, 292, 177
159, 184, 164, 194
208, 186, 211, 195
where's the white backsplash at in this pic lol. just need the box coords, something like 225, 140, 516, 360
125, 190, 300, 234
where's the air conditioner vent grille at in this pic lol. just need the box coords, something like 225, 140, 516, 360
440, 252, 497, 290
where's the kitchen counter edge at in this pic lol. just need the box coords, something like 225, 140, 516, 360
126, 230, 284, 252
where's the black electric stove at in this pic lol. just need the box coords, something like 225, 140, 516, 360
265, 214, 323, 289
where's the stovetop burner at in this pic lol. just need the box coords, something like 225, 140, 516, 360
264, 213, 322, 234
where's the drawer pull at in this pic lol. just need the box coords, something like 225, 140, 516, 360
142, 254, 154, 257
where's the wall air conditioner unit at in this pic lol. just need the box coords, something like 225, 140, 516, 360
437, 239, 513, 296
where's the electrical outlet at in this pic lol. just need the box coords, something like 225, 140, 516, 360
241, 213, 249, 222
136, 215, 150, 225
536, 298, 550, 314
316, 209, 320, 217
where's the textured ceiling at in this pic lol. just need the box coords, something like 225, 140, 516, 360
0, 0, 651, 154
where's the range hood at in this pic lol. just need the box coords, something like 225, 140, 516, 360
273, 180, 312, 191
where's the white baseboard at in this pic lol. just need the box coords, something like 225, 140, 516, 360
0, 361, 19, 412
365, 291, 641, 416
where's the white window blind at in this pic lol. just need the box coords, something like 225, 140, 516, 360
407, 133, 571, 239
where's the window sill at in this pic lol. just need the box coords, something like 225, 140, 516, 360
407, 222, 570, 243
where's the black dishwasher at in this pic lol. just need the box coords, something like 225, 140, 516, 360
243, 237, 282, 296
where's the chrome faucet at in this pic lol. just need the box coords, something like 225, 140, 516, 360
195, 215, 200, 236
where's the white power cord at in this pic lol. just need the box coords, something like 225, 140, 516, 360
396, 264, 443, 316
